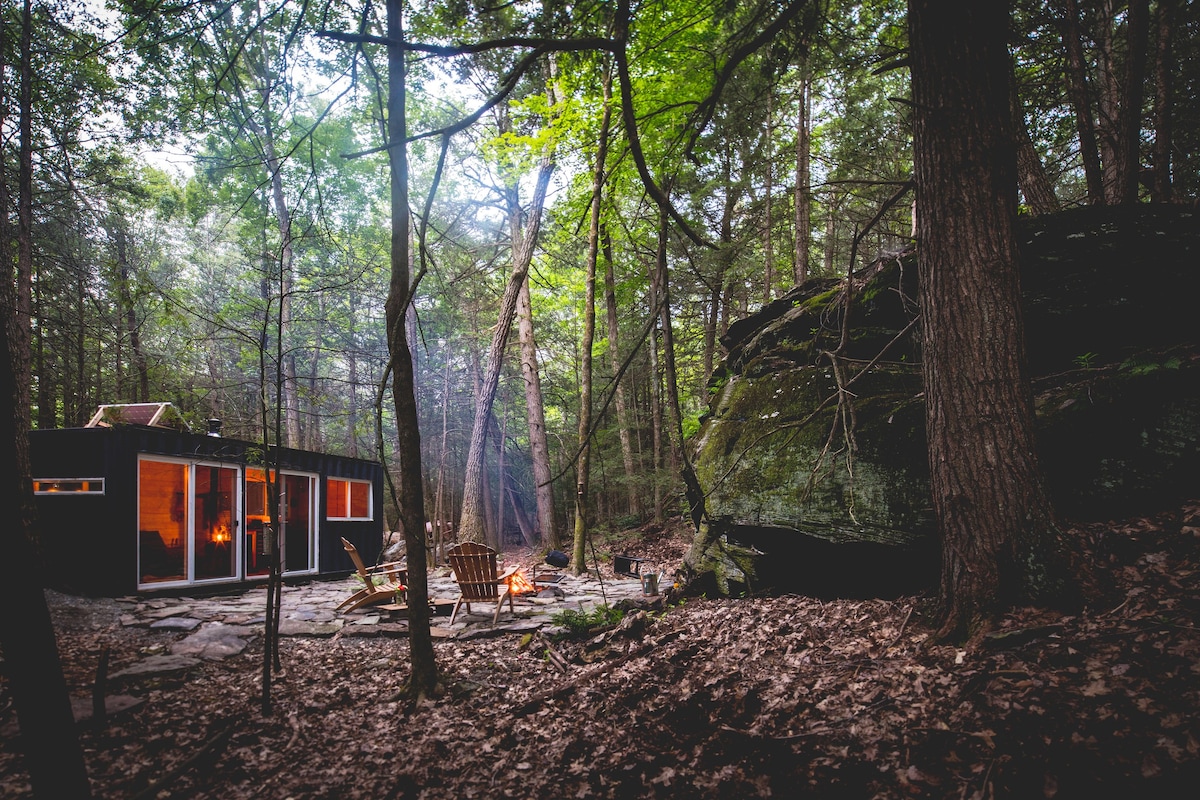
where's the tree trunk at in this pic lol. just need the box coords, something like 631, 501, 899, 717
516, 277, 557, 547
347, 295, 359, 458
1011, 74, 1059, 214
570, 67, 610, 574
0, 299, 94, 800
385, 0, 437, 697
1151, 0, 1176, 203
654, 204, 706, 531
114, 226, 151, 402
646, 263, 664, 525
1112, 0, 1150, 204
262, 124, 302, 447
458, 162, 554, 544
910, 0, 1071, 639
15, 0, 33, 430
763, 90, 774, 305
603, 227, 642, 519
793, 59, 812, 286
1058, 0, 1104, 204
0, 4, 93, 792
495, 406, 507, 551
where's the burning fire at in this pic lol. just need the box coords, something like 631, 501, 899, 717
506, 569, 537, 595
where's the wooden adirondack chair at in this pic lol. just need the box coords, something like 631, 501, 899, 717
447, 542, 519, 626
337, 537, 407, 613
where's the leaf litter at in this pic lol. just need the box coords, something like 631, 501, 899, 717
1, 502, 1198, 798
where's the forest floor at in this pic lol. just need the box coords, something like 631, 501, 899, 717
2, 502, 1199, 799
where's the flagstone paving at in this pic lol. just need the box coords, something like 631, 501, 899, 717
112, 565, 662, 666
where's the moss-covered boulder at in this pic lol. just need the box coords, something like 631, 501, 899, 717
683, 206, 1200, 599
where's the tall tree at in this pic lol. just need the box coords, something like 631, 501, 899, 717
0, 2, 93, 792
384, 0, 438, 697
458, 159, 554, 544
570, 64, 612, 573
909, 0, 1071, 638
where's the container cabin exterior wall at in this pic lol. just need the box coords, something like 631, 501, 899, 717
30, 426, 384, 596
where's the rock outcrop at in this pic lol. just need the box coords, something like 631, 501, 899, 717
683, 206, 1200, 599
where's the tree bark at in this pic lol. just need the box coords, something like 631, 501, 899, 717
15, 0, 33, 431
910, 0, 1071, 639
0, 4, 93, 792
1011, 74, 1059, 214
458, 161, 554, 544
1151, 0, 1176, 203
114, 226, 152, 402
570, 66, 610, 573
385, 0, 437, 697
261, 121, 302, 447
646, 260, 664, 525
516, 276, 557, 547
654, 205, 706, 531
603, 227, 641, 519
762, 89, 774, 304
1111, 0, 1150, 204
793, 59, 812, 286
1058, 0, 1104, 204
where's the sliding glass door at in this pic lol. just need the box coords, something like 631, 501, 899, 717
138, 457, 240, 589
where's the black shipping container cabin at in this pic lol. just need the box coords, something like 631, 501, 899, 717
30, 405, 385, 596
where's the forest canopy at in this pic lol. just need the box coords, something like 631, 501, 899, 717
2, 0, 1194, 543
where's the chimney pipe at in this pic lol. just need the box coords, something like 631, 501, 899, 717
207, 418, 222, 437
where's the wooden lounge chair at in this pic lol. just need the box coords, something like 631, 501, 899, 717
337, 537, 407, 613
447, 542, 519, 626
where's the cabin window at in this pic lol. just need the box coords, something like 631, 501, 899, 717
137, 457, 239, 588
34, 478, 105, 495
327, 478, 372, 521
137, 458, 190, 585
246, 469, 318, 576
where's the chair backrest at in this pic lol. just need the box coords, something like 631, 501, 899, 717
341, 537, 371, 580
448, 542, 501, 601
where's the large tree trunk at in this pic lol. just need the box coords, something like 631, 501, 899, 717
603, 227, 641, 520
1095, 0, 1150, 205
385, 0, 437, 697
1151, 0, 1176, 203
1112, 0, 1150, 204
646, 261, 664, 525
910, 0, 1071, 640
653, 205, 706, 531
458, 162, 554, 544
570, 68, 610, 573
14, 0, 33, 430
762, 89, 774, 304
114, 227, 151, 402
346, 295, 359, 458
516, 277, 557, 548
793, 60, 812, 286
1011, 73, 1059, 215
1058, 0, 1104, 204
0, 4, 93, 791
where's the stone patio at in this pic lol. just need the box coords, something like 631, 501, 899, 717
112, 565, 662, 670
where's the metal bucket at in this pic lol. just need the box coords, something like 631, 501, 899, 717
641, 572, 660, 596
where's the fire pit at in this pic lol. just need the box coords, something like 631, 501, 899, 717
505, 569, 538, 596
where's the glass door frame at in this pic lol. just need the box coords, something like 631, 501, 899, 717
243, 467, 319, 578
136, 455, 243, 591
191, 460, 242, 585
279, 471, 319, 576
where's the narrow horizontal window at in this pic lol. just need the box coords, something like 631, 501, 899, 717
34, 478, 105, 495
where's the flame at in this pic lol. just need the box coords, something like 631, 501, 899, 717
507, 569, 537, 595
